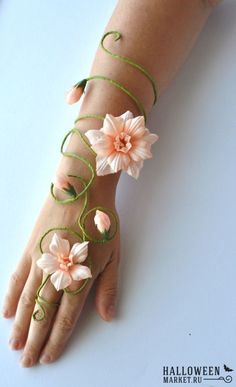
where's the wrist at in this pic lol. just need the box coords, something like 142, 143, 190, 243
56, 136, 120, 206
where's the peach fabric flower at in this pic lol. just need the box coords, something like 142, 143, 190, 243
53, 173, 71, 191
66, 87, 83, 105
37, 233, 92, 291
53, 173, 77, 198
85, 111, 159, 179
94, 210, 111, 234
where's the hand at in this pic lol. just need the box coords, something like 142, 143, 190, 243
2, 146, 120, 367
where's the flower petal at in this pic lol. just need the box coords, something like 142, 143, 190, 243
50, 270, 72, 291
126, 160, 144, 179
91, 136, 113, 157
125, 116, 146, 138
143, 130, 159, 145
69, 241, 89, 263
85, 129, 104, 146
49, 233, 70, 257
102, 114, 122, 137
70, 264, 92, 281
107, 152, 130, 173
129, 141, 152, 161
36, 253, 59, 274
96, 155, 115, 176
120, 110, 134, 122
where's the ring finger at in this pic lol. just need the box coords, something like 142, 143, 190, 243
19, 271, 63, 367
39, 276, 94, 365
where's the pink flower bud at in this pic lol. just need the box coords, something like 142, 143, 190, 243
94, 210, 111, 234
65, 79, 87, 105
53, 173, 77, 198
53, 173, 70, 191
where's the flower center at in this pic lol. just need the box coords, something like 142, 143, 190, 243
114, 132, 132, 153
58, 255, 73, 272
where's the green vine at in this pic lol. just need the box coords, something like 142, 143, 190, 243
33, 30, 157, 321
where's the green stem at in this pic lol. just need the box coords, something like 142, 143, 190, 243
33, 275, 60, 321
74, 114, 104, 128
100, 31, 157, 105
35, 29, 156, 320
85, 75, 147, 121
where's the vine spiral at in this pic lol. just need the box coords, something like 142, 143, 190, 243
33, 30, 157, 321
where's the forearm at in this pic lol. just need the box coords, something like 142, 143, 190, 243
78, 0, 217, 124
60, 0, 219, 188
3, 1, 222, 365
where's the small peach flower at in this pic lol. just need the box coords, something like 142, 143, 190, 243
53, 173, 77, 198
37, 233, 92, 291
85, 111, 159, 179
94, 210, 111, 234
66, 79, 87, 104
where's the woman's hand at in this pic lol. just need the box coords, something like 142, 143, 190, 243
2, 146, 120, 367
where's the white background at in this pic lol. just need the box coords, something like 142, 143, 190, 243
0, 1, 235, 386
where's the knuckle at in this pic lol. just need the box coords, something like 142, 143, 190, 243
57, 315, 75, 333
23, 343, 37, 355
20, 292, 34, 308
104, 285, 117, 299
10, 271, 22, 287
35, 314, 50, 328
45, 340, 62, 356
12, 322, 22, 336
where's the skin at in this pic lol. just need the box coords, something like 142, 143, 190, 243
2, 0, 221, 367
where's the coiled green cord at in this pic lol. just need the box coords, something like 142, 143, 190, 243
33, 30, 157, 321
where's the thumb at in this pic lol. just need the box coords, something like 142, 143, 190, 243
95, 251, 119, 321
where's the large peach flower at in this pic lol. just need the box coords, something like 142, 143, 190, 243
36, 233, 92, 291
85, 111, 159, 179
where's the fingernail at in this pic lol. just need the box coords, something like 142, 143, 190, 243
40, 354, 51, 364
9, 338, 21, 350
20, 355, 32, 368
107, 304, 115, 320
2, 309, 9, 318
